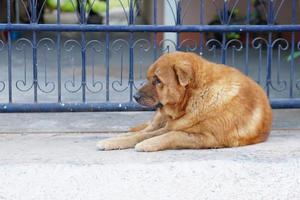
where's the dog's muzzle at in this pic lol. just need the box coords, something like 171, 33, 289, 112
134, 92, 162, 109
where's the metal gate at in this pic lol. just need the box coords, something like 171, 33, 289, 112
0, 0, 299, 112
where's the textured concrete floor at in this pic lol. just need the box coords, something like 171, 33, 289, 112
0, 131, 299, 200
0, 110, 299, 200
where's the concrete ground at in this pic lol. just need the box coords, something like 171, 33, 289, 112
0, 109, 300, 200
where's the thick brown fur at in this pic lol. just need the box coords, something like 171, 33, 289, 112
97, 52, 272, 152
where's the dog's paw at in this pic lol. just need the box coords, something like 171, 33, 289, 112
135, 141, 160, 152
97, 138, 137, 151
97, 140, 123, 151
97, 140, 113, 151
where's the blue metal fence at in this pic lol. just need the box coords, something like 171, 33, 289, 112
0, 0, 299, 112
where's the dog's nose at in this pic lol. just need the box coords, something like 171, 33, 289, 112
133, 93, 141, 102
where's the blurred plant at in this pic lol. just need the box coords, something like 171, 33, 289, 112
46, 0, 130, 13
208, 9, 242, 41
287, 51, 300, 62
46, 0, 78, 12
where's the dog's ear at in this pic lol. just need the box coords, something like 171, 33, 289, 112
174, 60, 193, 87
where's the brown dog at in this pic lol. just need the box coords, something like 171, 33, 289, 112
97, 51, 272, 152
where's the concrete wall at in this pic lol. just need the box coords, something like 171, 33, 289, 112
142, 0, 300, 25
142, 0, 164, 25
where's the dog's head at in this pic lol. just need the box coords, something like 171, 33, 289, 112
134, 52, 195, 108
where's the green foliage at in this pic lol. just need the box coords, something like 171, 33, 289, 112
287, 51, 300, 62
46, 0, 129, 12
227, 32, 240, 40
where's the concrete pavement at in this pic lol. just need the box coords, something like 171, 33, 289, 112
0, 130, 300, 200
0, 110, 299, 200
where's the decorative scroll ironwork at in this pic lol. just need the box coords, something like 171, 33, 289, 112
205, 38, 243, 65
15, 38, 34, 92
111, 38, 151, 92
85, 40, 104, 93
112, 39, 129, 92
133, 38, 151, 89
269, 38, 288, 92
225, 39, 243, 66
251, 37, 267, 84
179, 39, 198, 52
64, 39, 82, 93
206, 39, 222, 59
37, 38, 56, 93
252, 37, 289, 92
159, 39, 177, 53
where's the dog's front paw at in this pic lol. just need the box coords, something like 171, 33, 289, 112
97, 140, 117, 151
97, 137, 137, 151
97, 139, 126, 151
135, 141, 160, 152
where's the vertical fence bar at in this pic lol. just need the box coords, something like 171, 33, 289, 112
57, 0, 61, 102
80, 1, 86, 102
258, 44, 262, 84
176, 0, 181, 51
129, 0, 134, 101
289, 0, 296, 98
221, 0, 228, 64
32, 0, 38, 102
7, 0, 12, 102
244, 0, 251, 75
153, 0, 157, 61
266, 0, 274, 96
15, 0, 20, 23
199, 0, 204, 55
105, 0, 110, 101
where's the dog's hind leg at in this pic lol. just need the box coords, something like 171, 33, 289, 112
135, 131, 221, 152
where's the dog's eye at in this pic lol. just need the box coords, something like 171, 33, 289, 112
153, 76, 161, 85
155, 79, 161, 85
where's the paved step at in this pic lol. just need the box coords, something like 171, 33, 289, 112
0, 109, 299, 134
